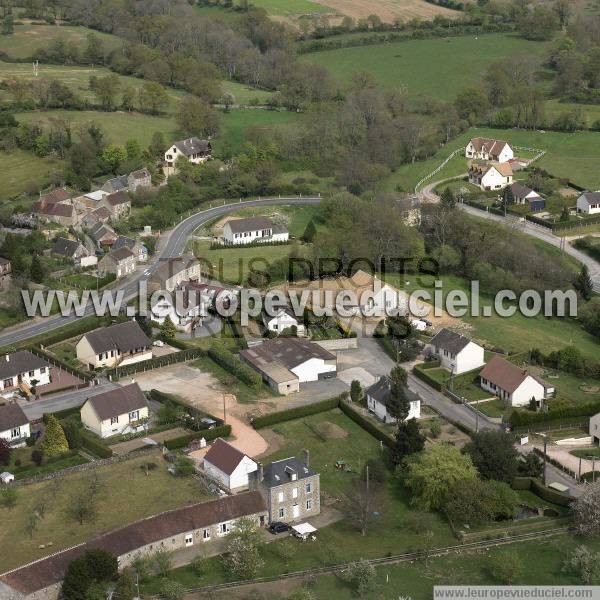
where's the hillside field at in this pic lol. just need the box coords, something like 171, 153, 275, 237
0, 150, 61, 201
0, 23, 121, 60
302, 33, 550, 100
380, 127, 600, 192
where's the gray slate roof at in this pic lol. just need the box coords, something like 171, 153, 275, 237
85, 383, 148, 420
112, 236, 136, 251
173, 137, 211, 156
51, 237, 84, 258
102, 175, 129, 194
429, 328, 472, 355
82, 321, 151, 354
0, 402, 29, 432
580, 192, 600, 205
240, 338, 334, 371
261, 457, 316, 488
226, 216, 274, 235
366, 375, 419, 406
0, 351, 49, 380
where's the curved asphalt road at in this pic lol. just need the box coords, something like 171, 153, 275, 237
0, 197, 321, 348
421, 177, 600, 293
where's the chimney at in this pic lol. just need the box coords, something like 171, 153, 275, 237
5, 354, 9, 362
303, 449, 310, 469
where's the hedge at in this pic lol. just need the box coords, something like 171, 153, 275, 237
511, 476, 572, 507
339, 401, 394, 448
412, 365, 443, 391
164, 424, 232, 450
30, 346, 94, 381
509, 402, 598, 427
251, 396, 342, 429
208, 342, 262, 388
80, 430, 113, 458
105, 348, 204, 380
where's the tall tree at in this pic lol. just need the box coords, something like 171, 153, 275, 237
574, 265, 593, 301
40, 414, 69, 457
464, 430, 519, 483
392, 419, 425, 466
386, 366, 409, 422
573, 482, 600, 538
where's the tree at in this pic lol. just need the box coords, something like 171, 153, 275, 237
0, 486, 18, 510
150, 548, 172, 577
574, 265, 593, 301
343, 474, 387, 536
174, 456, 195, 476
350, 379, 362, 403
386, 366, 409, 422
176, 95, 221, 137
30, 254, 44, 283
580, 297, 600, 340
276, 538, 297, 569
343, 560, 376, 597
302, 220, 317, 243
563, 546, 600, 584
40, 414, 69, 457
440, 187, 455, 209
113, 569, 136, 600
139, 81, 169, 115
101, 144, 127, 174
125, 139, 141, 161
2, 14, 14, 35
24, 512, 39, 539
31, 449, 43, 465
222, 517, 264, 579
392, 418, 425, 466
147, 131, 166, 159
521, 452, 543, 477
405, 444, 478, 510
93, 73, 120, 111
573, 482, 600, 537
464, 430, 519, 483
69, 489, 98, 525
63, 420, 82, 450
159, 579, 184, 600
62, 549, 117, 600
0, 438, 11, 465
160, 315, 177, 339
492, 551, 524, 584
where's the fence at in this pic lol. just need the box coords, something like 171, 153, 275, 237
105, 348, 204, 380
414, 147, 465, 193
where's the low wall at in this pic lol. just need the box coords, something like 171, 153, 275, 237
314, 338, 358, 351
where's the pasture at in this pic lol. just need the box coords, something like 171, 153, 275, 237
0, 149, 61, 201
249, 0, 330, 15
302, 33, 550, 100
0, 23, 121, 60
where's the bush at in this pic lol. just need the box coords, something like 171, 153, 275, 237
251, 397, 341, 429
80, 430, 113, 458
412, 364, 443, 391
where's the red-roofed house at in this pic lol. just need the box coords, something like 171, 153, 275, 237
465, 137, 514, 163
203, 438, 258, 491
479, 355, 554, 407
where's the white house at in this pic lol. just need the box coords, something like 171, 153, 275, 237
465, 137, 514, 163
425, 329, 485, 375
590, 412, 600, 445
164, 137, 212, 176
203, 438, 258, 492
262, 306, 305, 336
0, 351, 51, 392
240, 338, 337, 395
366, 376, 421, 424
479, 355, 554, 407
0, 403, 30, 447
222, 216, 289, 245
576, 192, 600, 215
76, 321, 152, 370
468, 162, 513, 191
80, 383, 150, 438
508, 182, 545, 212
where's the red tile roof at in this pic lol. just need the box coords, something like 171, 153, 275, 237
479, 355, 528, 394
204, 438, 249, 475
40, 188, 70, 204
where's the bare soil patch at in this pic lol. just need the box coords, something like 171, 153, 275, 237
314, 420, 348, 439
313, 0, 461, 22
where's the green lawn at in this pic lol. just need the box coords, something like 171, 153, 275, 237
248, 0, 330, 15
302, 33, 550, 100
221, 81, 275, 105
0, 450, 211, 572
473, 398, 507, 419
545, 99, 600, 127
571, 448, 600, 459
47, 340, 79, 369
0, 149, 62, 201
385, 274, 600, 361
0, 23, 121, 60
539, 368, 600, 408
423, 367, 491, 401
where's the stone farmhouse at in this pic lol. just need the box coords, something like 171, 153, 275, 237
148, 255, 202, 292
164, 137, 212, 176
98, 246, 136, 279
465, 137, 514, 163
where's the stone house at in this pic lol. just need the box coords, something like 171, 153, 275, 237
164, 137, 212, 176
98, 247, 136, 278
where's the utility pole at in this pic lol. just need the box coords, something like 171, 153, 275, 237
542, 435, 548, 486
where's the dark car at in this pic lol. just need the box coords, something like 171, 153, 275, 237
268, 522, 291, 534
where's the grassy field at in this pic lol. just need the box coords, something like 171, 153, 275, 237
220, 81, 275, 105
213, 108, 299, 155
0, 23, 121, 60
0, 450, 211, 572
1, 61, 186, 114
302, 33, 550, 100
381, 127, 600, 193
0, 149, 61, 200
249, 0, 330, 15
473, 398, 507, 419
385, 274, 600, 361
421, 367, 491, 401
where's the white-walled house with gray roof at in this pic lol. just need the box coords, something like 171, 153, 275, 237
366, 376, 421, 424
164, 137, 212, 176
425, 329, 485, 375
0, 402, 30, 447
576, 192, 600, 215
0, 351, 50, 391
222, 216, 289, 245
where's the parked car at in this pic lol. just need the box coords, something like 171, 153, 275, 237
153, 340, 165, 347
268, 522, 291, 535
